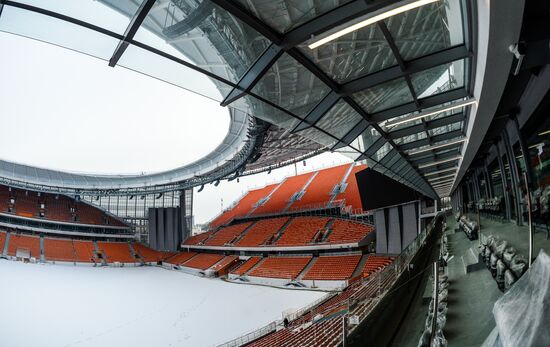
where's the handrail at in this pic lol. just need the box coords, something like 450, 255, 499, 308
216, 212, 444, 347
284, 291, 338, 322
216, 321, 277, 347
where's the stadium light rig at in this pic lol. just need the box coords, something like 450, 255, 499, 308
308, 0, 439, 49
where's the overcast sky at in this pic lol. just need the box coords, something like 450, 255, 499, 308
0, 23, 351, 224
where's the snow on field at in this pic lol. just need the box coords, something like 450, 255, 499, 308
0, 260, 324, 347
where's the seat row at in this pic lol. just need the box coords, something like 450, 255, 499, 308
0, 230, 163, 264
0, 184, 127, 227
185, 216, 374, 248
209, 163, 365, 228
228, 254, 390, 282
247, 257, 395, 347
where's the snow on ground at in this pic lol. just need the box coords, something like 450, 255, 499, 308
0, 260, 324, 347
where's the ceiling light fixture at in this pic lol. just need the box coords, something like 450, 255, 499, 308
308, 0, 439, 49
385, 99, 477, 128
407, 138, 467, 155
418, 156, 462, 169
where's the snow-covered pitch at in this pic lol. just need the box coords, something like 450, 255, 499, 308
0, 260, 325, 347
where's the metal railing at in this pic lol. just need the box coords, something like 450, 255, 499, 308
216, 213, 443, 347
217, 321, 277, 347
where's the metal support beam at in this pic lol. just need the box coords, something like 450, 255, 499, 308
502, 128, 522, 225
221, 44, 283, 106
281, 0, 401, 49
208, 0, 282, 44
108, 0, 156, 67
388, 113, 465, 139
510, 114, 535, 189
292, 91, 340, 132
341, 46, 471, 95
399, 129, 464, 151
370, 88, 469, 123
332, 119, 369, 150
412, 150, 462, 166
495, 141, 512, 221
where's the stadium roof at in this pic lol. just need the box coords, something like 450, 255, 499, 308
0, 0, 519, 198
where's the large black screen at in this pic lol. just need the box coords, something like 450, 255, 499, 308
356, 168, 420, 210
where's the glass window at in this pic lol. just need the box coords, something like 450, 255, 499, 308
502, 152, 516, 219
374, 142, 392, 162
295, 127, 338, 149
411, 59, 465, 98
235, 96, 300, 131
428, 121, 463, 136
252, 53, 330, 118
395, 132, 427, 145
316, 100, 363, 139
134, 0, 271, 84
117, 44, 226, 101
0, 5, 119, 60
234, 0, 353, 33
300, 23, 396, 83
359, 126, 382, 152
334, 145, 362, 161
352, 77, 413, 113
490, 160, 503, 198
526, 129, 550, 190
385, 0, 464, 62
17, 0, 141, 34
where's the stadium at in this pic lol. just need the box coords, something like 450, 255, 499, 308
0, 0, 549, 346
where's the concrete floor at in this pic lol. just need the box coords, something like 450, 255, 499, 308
390, 214, 548, 346
444, 217, 502, 347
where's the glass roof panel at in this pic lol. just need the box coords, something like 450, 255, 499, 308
0, 5, 119, 60
295, 127, 338, 149
239, 96, 301, 130
380, 149, 398, 166
17, 0, 141, 34
300, 23, 397, 83
234, 0, 353, 34
359, 126, 382, 152
252, 53, 331, 118
316, 100, 363, 139
133, 0, 271, 84
352, 77, 413, 113
373, 142, 392, 162
428, 121, 463, 136
395, 132, 427, 145
118, 44, 226, 101
385, 0, 464, 62
412, 59, 465, 98
335, 145, 362, 161
405, 137, 465, 154
380, 98, 467, 132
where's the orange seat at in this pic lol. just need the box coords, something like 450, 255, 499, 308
248, 256, 311, 280
230, 257, 262, 276
235, 217, 289, 247
7, 233, 40, 258
303, 254, 362, 280
43, 238, 76, 262
182, 253, 225, 270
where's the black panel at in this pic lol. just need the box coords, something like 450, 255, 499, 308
356, 168, 420, 210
